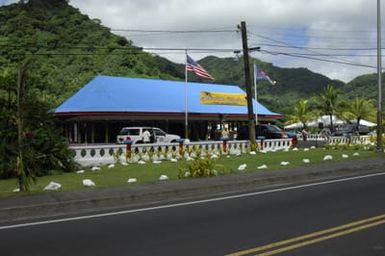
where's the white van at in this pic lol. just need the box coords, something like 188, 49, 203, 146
116, 127, 181, 144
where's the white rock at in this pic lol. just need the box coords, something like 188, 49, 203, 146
210, 154, 219, 159
120, 162, 128, 166
260, 150, 267, 154
323, 155, 333, 161
310, 146, 316, 149
184, 171, 191, 177
108, 164, 115, 169
170, 158, 178, 163
212, 170, 218, 176
138, 160, 146, 165
91, 166, 100, 172
166, 152, 173, 160
131, 155, 140, 163
304, 148, 310, 152
280, 161, 290, 166
76, 170, 85, 174
283, 148, 289, 152
292, 147, 299, 151
127, 178, 137, 184
82, 179, 95, 187
342, 154, 349, 159
152, 160, 162, 164
249, 151, 257, 155
302, 158, 310, 164
353, 152, 360, 156
226, 155, 231, 158
186, 156, 194, 161
141, 154, 150, 162
44, 181, 62, 191
159, 174, 169, 181
152, 154, 159, 161
257, 164, 268, 169
238, 163, 247, 171
236, 152, 242, 157
12, 188, 20, 193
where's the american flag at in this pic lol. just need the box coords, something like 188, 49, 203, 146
186, 55, 214, 80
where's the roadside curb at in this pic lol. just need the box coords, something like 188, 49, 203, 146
1, 157, 385, 224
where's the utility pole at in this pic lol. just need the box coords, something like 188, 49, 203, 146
377, 0, 383, 152
240, 21, 257, 147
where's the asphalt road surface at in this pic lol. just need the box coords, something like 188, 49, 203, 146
1, 172, 385, 256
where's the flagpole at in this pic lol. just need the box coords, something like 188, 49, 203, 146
253, 64, 258, 125
184, 50, 189, 139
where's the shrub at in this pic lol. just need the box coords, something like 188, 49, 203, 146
178, 157, 218, 179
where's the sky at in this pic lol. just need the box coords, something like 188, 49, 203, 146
1, 0, 384, 82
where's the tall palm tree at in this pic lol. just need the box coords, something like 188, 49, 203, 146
320, 85, 339, 131
16, 59, 34, 191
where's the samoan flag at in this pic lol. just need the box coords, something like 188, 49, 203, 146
255, 66, 276, 85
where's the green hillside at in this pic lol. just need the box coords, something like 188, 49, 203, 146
342, 73, 384, 101
0, 0, 184, 107
0, 0, 349, 115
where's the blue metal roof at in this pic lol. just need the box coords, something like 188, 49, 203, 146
55, 75, 281, 116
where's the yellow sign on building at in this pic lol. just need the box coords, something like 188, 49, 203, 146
200, 91, 247, 106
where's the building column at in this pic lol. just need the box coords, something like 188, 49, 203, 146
105, 121, 109, 143
91, 122, 95, 144
74, 122, 79, 143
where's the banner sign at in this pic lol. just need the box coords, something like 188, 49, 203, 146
200, 91, 247, 106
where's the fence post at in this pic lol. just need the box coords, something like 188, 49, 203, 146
124, 140, 133, 160
177, 139, 185, 156
221, 138, 228, 153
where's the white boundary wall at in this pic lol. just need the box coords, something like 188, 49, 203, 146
69, 136, 371, 167
70, 139, 293, 167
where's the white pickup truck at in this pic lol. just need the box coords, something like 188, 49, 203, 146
116, 127, 181, 144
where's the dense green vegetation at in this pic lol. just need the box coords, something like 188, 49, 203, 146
0, 60, 77, 186
341, 72, 383, 101
0, 0, 184, 108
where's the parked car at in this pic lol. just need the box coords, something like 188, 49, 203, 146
116, 127, 181, 144
332, 124, 370, 136
256, 124, 289, 139
238, 124, 289, 140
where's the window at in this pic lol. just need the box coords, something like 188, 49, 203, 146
119, 128, 140, 136
153, 129, 166, 136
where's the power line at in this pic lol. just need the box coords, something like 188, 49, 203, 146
254, 43, 378, 51
248, 31, 370, 68
247, 25, 378, 34
111, 28, 236, 33
258, 49, 377, 69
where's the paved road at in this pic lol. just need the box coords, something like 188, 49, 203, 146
1, 172, 385, 256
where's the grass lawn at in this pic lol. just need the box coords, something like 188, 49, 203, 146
0, 147, 379, 198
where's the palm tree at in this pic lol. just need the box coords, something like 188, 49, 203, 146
289, 100, 314, 129
320, 85, 339, 131
16, 59, 34, 191
345, 97, 376, 128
